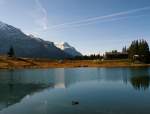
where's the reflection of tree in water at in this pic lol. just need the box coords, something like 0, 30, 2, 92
130, 75, 150, 90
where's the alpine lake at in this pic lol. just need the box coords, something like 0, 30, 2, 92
0, 67, 150, 114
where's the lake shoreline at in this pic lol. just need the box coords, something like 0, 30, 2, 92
0, 56, 150, 69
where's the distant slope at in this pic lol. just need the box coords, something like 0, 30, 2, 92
0, 21, 70, 59
55, 42, 82, 57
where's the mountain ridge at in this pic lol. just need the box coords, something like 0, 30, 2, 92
0, 21, 71, 59
55, 42, 82, 57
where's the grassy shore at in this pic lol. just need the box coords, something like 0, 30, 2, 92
0, 56, 150, 69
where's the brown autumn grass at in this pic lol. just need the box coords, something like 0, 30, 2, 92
0, 56, 149, 69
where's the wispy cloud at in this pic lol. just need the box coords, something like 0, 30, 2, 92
45, 6, 150, 30
58, 14, 148, 30
33, 0, 48, 30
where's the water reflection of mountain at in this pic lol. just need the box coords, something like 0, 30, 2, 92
0, 68, 105, 111
0, 83, 52, 110
0, 69, 54, 111
0, 68, 150, 111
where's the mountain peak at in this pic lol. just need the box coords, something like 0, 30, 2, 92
55, 42, 72, 50
0, 21, 8, 29
55, 42, 82, 57
61, 42, 72, 49
0, 21, 22, 34
0, 21, 70, 59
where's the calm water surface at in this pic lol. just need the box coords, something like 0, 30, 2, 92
0, 68, 150, 114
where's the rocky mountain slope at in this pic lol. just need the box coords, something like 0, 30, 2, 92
0, 21, 70, 59
55, 42, 82, 57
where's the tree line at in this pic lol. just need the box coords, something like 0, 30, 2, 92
72, 39, 150, 63
128, 39, 150, 63
70, 54, 103, 60
7, 39, 150, 63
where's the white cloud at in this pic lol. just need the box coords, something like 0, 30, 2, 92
32, 0, 48, 30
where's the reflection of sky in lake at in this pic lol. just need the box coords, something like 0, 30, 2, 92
0, 68, 150, 114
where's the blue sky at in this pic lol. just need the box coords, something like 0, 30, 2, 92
0, 0, 150, 54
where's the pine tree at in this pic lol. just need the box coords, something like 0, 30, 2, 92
128, 39, 150, 63
7, 46, 15, 57
122, 46, 127, 53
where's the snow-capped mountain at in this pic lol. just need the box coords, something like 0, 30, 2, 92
55, 42, 82, 57
0, 21, 70, 59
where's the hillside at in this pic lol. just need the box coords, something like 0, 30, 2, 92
0, 21, 70, 59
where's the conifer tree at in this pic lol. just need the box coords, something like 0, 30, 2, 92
7, 46, 15, 57
128, 39, 150, 63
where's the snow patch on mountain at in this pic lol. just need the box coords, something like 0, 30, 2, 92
0, 21, 70, 59
55, 42, 82, 57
